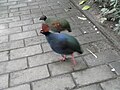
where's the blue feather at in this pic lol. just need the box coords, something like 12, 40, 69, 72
45, 32, 83, 55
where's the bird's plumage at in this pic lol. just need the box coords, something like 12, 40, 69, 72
46, 33, 83, 55
40, 15, 72, 33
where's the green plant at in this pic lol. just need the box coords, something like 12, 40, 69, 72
94, 0, 120, 35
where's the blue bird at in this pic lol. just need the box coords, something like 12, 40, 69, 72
40, 23, 83, 65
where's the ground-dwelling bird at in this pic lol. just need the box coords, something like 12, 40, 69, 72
39, 15, 72, 33
40, 23, 83, 66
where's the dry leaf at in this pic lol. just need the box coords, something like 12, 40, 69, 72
82, 5, 90, 10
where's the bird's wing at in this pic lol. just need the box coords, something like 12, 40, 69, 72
49, 37, 68, 50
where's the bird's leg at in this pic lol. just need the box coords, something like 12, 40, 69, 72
60, 55, 66, 61
71, 53, 77, 66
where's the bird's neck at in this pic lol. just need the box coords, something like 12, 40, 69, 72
43, 32, 51, 36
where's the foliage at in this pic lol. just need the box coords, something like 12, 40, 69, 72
94, 0, 120, 35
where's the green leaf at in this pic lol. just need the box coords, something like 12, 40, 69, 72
82, 5, 90, 10
79, 0, 88, 5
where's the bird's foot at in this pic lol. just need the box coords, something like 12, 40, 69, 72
60, 55, 66, 62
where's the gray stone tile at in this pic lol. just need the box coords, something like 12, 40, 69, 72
27, 2, 39, 6
91, 40, 113, 52
0, 36, 8, 44
31, 8, 42, 14
10, 45, 42, 59
10, 8, 19, 12
101, 78, 120, 90
28, 52, 60, 67
0, 16, 20, 23
53, 9, 66, 14
49, 57, 87, 76
76, 32, 105, 44
74, 84, 102, 90
0, 6, 7, 11
81, 44, 96, 55
0, 40, 24, 52
72, 65, 115, 86
0, 27, 22, 36
0, 2, 17, 6
22, 23, 41, 31
3, 84, 30, 90
19, 5, 39, 11
0, 74, 8, 89
0, 14, 8, 19
20, 14, 32, 20
0, 58, 27, 75
84, 50, 120, 67
9, 10, 30, 17
109, 61, 120, 75
20, 13, 42, 20
25, 35, 47, 46
8, 3, 27, 9
42, 10, 55, 16
0, 0, 7, 3
0, 10, 9, 14
0, 24, 8, 30
40, 6, 52, 11
80, 25, 97, 34
10, 65, 49, 86
9, 19, 33, 28
10, 31, 37, 41
33, 17, 43, 23
32, 74, 75, 90
41, 42, 52, 52
0, 51, 9, 62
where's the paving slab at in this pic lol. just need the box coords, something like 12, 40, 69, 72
72, 65, 115, 86
100, 78, 120, 90
74, 84, 102, 90
32, 74, 75, 90
84, 49, 120, 67
10, 65, 49, 86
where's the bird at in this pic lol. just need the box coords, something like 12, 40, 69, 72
39, 15, 72, 33
40, 23, 83, 65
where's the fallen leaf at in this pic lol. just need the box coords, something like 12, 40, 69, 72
82, 5, 90, 10
79, 0, 88, 5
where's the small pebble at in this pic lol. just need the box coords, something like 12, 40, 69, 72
93, 26, 96, 28
84, 31, 87, 34
97, 31, 100, 33
82, 14, 85, 17
95, 28, 98, 31
111, 68, 115, 72
57, 1, 60, 3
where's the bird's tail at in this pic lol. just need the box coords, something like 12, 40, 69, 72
78, 47, 84, 54
67, 28, 72, 32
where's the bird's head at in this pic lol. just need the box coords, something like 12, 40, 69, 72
39, 15, 47, 21
40, 23, 50, 34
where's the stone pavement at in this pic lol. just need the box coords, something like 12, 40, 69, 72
0, 0, 120, 90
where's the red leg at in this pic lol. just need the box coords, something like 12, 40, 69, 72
71, 53, 77, 65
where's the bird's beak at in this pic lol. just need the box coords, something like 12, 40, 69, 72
40, 29, 43, 33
